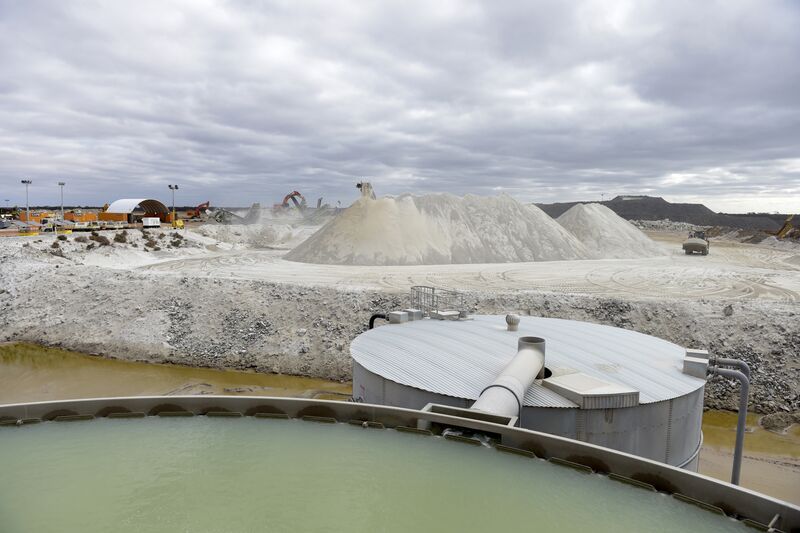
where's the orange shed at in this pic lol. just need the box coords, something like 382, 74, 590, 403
18, 211, 54, 224
98, 212, 128, 222
65, 211, 98, 223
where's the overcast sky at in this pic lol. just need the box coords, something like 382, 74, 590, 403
0, 0, 798, 212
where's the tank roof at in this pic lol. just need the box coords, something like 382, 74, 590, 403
350, 315, 705, 408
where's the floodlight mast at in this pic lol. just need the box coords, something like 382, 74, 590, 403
168, 184, 179, 226
58, 182, 65, 223
21, 180, 32, 225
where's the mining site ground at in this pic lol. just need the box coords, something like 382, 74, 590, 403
140, 231, 799, 298
0, 227, 798, 418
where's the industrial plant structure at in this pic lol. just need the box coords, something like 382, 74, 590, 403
352, 312, 722, 472
0, 395, 795, 531
100, 198, 171, 223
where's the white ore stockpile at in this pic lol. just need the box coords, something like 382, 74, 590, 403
557, 203, 665, 259
285, 194, 591, 265
196, 223, 321, 249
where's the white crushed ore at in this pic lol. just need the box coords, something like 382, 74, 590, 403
285, 193, 591, 265
0, 228, 220, 269
758, 236, 800, 251
557, 203, 666, 259
631, 219, 708, 233
195, 223, 320, 250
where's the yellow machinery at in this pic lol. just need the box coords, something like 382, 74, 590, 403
776, 214, 795, 239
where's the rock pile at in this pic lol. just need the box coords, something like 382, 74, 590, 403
557, 203, 665, 259
286, 194, 591, 265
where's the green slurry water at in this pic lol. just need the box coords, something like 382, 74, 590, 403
0, 417, 748, 533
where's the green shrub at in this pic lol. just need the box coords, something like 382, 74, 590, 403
89, 234, 111, 246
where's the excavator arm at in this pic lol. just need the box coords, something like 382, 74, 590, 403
282, 191, 306, 209
776, 214, 795, 239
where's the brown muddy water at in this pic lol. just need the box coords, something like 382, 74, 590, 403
1, 342, 797, 504
0, 342, 352, 403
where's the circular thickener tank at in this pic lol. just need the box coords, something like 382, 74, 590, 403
351, 315, 707, 469
0, 416, 756, 533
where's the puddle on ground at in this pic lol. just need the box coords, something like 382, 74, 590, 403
702, 410, 800, 458
0, 342, 352, 404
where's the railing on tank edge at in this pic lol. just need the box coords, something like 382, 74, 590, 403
410, 285, 465, 316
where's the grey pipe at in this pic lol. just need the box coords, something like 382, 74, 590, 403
707, 365, 749, 485
472, 337, 545, 419
368, 314, 388, 329
714, 357, 750, 381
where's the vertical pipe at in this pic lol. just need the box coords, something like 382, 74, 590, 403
715, 357, 750, 380
708, 366, 749, 485
368, 314, 388, 329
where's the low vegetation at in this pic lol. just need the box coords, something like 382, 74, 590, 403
89, 234, 111, 246
113, 230, 128, 244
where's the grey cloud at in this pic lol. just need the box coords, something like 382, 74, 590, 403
0, 0, 798, 212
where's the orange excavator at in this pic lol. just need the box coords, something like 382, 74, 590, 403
186, 201, 210, 219
279, 191, 307, 210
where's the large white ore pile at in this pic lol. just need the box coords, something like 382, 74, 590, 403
285, 194, 591, 265
557, 203, 664, 259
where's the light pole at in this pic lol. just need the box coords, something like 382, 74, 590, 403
21, 180, 31, 225
168, 184, 179, 227
57, 182, 66, 235
58, 182, 65, 220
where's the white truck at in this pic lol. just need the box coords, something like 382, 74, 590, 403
142, 217, 161, 228
682, 230, 710, 255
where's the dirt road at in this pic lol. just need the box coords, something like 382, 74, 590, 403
141, 233, 800, 300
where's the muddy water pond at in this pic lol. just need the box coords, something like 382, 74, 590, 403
0, 342, 352, 403
699, 410, 799, 503
1, 342, 797, 504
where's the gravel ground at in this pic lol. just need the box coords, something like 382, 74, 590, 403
0, 229, 797, 415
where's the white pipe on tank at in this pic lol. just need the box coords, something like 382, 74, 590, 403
471, 336, 545, 419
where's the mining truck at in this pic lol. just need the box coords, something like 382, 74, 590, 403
682, 230, 709, 255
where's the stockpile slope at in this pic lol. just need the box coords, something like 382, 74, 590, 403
285, 194, 591, 265
538, 196, 782, 231
557, 203, 665, 259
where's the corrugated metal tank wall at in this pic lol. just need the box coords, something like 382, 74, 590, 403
353, 362, 704, 470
